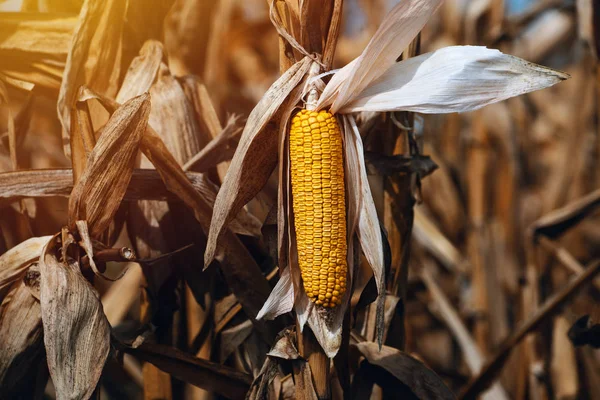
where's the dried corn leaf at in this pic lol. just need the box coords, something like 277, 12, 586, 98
116, 40, 164, 103
69, 89, 95, 184
530, 188, 600, 239
354, 342, 456, 400
146, 64, 208, 165
57, 0, 128, 154
40, 236, 110, 399
0, 235, 51, 301
205, 56, 311, 266
220, 319, 253, 362
0, 281, 44, 398
122, 342, 253, 399
183, 115, 242, 173
68, 93, 150, 237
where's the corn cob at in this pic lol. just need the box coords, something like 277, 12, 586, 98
289, 109, 347, 308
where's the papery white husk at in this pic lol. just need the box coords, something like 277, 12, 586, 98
339, 46, 569, 114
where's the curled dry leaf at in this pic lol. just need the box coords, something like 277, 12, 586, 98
354, 342, 456, 400
0, 281, 44, 398
205, 56, 312, 266
68, 93, 150, 238
39, 235, 111, 400
0, 235, 51, 301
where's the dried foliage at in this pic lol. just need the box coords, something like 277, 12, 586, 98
0, 0, 599, 399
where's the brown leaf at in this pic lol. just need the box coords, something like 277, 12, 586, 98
183, 115, 242, 173
68, 93, 150, 237
57, 0, 128, 155
354, 342, 456, 400
69, 88, 96, 184
292, 360, 319, 400
205, 56, 312, 266
0, 236, 51, 301
122, 342, 253, 399
220, 319, 253, 362
39, 235, 111, 399
116, 40, 164, 104
246, 357, 279, 400
530, 188, 600, 239
0, 281, 44, 398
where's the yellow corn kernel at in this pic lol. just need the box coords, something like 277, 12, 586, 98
289, 109, 347, 308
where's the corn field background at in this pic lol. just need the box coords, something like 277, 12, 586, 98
0, 0, 599, 399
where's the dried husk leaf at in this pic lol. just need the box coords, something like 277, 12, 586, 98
257, 265, 294, 320
340, 46, 570, 114
0, 281, 44, 398
0, 235, 51, 301
354, 342, 456, 400
57, 0, 128, 155
317, 0, 443, 112
344, 115, 386, 347
205, 56, 312, 266
39, 235, 111, 400
68, 93, 150, 237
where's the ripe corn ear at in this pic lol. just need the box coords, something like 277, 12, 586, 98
289, 109, 347, 308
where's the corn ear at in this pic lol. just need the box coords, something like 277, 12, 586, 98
289, 109, 347, 308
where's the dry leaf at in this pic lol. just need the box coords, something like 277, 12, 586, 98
57, 0, 128, 155
68, 93, 150, 237
0, 281, 44, 398
0, 235, 51, 301
354, 342, 456, 400
40, 236, 111, 399
116, 40, 164, 103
